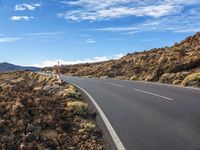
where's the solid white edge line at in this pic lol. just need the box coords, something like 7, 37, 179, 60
133, 88, 173, 101
62, 78, 126, 150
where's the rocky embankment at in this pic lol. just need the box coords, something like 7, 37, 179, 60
43, 32, 200, 87
0, 71, 103, 149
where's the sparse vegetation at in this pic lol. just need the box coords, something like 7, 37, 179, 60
58, 84, 81, 99
81, 121, 96, 131
182, 73, 200, 87
130, 75, 137, 80
43, 32, 200, 88
67, 101, 88, 115
0, 71, 103, 150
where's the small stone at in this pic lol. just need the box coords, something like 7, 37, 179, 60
40, 136, 48, 141
26, 124, 35, 133
81, 134, 89, 140
23, 132, 35, 142
20, 143, 26, 150
56, 127, 63, 133
5, 105, 11, 111
17, 119, 24, 127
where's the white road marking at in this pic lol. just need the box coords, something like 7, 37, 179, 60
133, 88, 173, 101
130, 80, 200, 92
64, 79, 126, 150
105, 82, 124, 88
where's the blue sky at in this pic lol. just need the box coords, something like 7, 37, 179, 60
0, 0, 200, 67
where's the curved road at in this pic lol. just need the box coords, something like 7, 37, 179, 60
60, 76, 200, 150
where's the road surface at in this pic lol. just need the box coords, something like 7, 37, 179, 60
60, 76, 200, 150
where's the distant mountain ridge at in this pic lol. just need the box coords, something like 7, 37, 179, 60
0, 62, 40, 72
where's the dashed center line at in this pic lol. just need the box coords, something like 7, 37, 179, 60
105, 82, 124, 88
90, 80, 99, 83
133, 88, 173, 101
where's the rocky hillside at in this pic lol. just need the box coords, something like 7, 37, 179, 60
43, 32, 200, 87
0, 62, 40, 72
0, 71, 103, 149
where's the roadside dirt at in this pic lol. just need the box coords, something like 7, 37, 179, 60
0, 71, 103, 150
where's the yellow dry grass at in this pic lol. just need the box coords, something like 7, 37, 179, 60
67, 101, 88, 115
182, 73, 200, 86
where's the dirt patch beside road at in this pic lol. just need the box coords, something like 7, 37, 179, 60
0, 71, 103, 150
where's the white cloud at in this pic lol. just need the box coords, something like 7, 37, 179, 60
59, 0, 185, 21
0, 32, 61, 43
92, 5, 200, 33
59, 5, 179, 21
11, 16, 34, 21
62, 0, 147, 10
141, 39, 159, 42
21, 32, 62, 41
30, 54, 124, 67
85, 39, 97, 43
163, 0, 200, 5
0, 37, 22, 43
175, 28, 200, 33
59, 0, 200, 35
15, 3, 41, 11
94, 27, 140, 31
23, 32, 62, 36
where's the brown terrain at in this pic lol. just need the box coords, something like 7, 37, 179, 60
43, 32, 200, 87
0, 71, 103, 150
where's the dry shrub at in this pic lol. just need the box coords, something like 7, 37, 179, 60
182, 73, 200, 86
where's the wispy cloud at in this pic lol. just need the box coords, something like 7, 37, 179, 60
23, 32, 62, 36
58, 5, 179, 21
92, 5, 200, 33
15, 3, 41, 11
0, 32, 61, 43
58, 0, 189, 21
0, 37, 22, 43
58, 0, 200, 33
85, 39, 97, 43
141, 39, 160, 42
30, 54, 124, 67
22, 32, 62, 41
11, 16, 34, 21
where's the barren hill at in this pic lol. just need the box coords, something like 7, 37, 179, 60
43, 32, 200, 87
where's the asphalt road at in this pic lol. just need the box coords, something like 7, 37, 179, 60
60, 76, 200, 150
